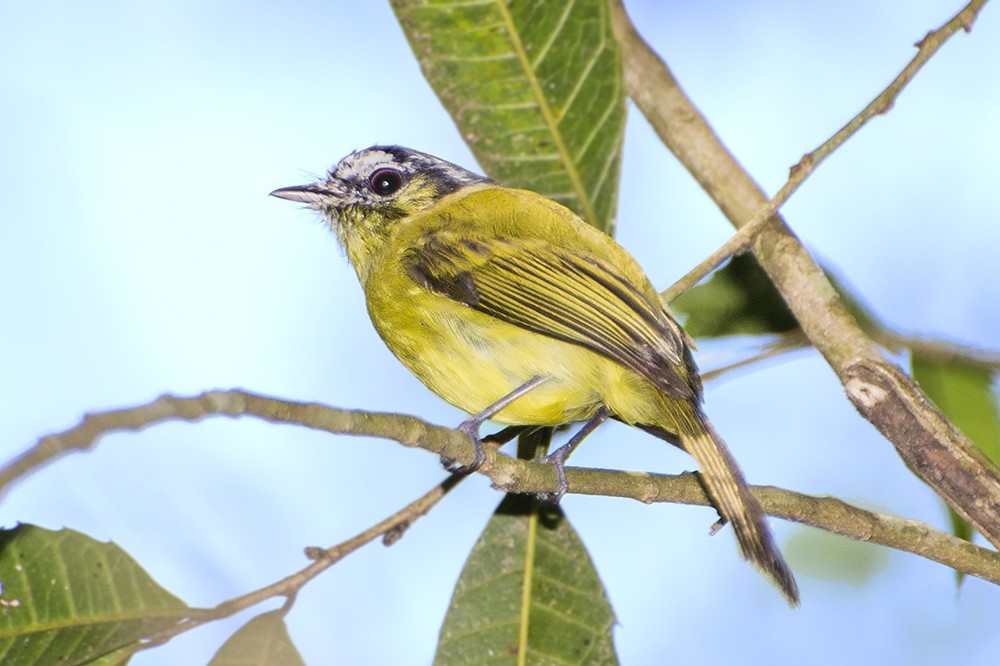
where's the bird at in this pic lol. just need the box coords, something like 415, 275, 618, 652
271, 145, 798, 604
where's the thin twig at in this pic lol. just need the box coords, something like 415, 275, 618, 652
658, 0, 988, 301
140, 472, 465, 650
699, 331, 812, 385
891, 334, 1000, 370
660, 228, 760, 303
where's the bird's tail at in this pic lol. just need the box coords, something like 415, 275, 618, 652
667, 400, 799, 605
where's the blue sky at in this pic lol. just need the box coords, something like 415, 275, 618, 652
2, 1, 999, 664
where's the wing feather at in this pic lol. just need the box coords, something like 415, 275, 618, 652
403, 229, 697, 400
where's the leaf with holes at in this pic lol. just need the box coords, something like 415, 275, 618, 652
391, 0, 626, 234
0, 525, 189, 666
434, 494, 617, 666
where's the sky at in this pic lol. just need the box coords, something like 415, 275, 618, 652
2, 1, 999, 664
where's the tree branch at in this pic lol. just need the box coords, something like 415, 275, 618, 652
6, 391, 1000, 585
610, 0, 1000, 548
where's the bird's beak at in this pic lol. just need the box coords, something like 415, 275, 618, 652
269, 184, 330, 206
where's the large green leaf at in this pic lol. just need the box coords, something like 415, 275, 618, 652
435, 494, 617, 666
0, 525, 188, 666
391, 0, 626, 233
208, 610, 305, 666
912, 353, 1000, 547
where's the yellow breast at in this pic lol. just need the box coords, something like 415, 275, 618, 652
365, 279, 615, 425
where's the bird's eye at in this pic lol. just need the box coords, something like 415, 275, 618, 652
368, 168, 404, 196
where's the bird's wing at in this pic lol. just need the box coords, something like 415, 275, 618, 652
402, 228, 697, 401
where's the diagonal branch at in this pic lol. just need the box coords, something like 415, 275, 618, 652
139, 473, 465, 652
5, 391, 1000, 585
610, 0, 1000, 548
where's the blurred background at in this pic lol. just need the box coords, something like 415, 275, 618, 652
2, 1, 999, 663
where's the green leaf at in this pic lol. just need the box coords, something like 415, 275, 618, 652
435, 494, 617, 666
82, 646, 136, 666
208, 610, 305, 666
911, 354, 1000, 466
391, 0, 626, 233
672, 254, 798, 338
911, 352, 1000, 549
0, 525, 188, 666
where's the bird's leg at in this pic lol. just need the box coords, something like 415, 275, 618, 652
538, 406, 609, 503
443, 375, 550, 473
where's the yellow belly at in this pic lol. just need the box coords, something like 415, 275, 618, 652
367, 284, 634, 426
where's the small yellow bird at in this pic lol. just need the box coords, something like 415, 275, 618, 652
272, 145, 798, 604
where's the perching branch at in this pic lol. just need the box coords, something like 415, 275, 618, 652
610, 0, 1000, 548
5, 391, 1000, 586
